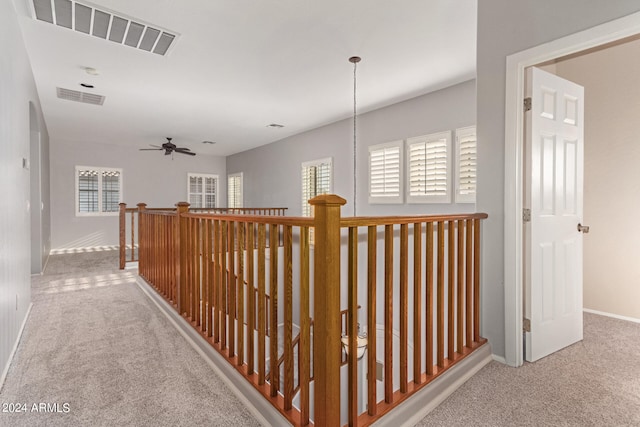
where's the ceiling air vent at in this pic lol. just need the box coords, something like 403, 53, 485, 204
56, 87, 105, 105
31, 0, 178, 56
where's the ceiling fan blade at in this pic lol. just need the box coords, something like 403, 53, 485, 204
175, 149, 196, 156
150, 144, 163, 148
140, 148, 163, 151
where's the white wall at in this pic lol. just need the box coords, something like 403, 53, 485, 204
0, 0, 49, 385
554, 38, 640, 320
227, 80, 477, 217
50, 139, 226, 250
476, 0, 640, 358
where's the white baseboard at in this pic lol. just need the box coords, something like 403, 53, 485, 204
492, 354, 507, 364
583, 308, 640, 324
0, 303, 33, 392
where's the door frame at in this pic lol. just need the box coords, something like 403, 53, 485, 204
503, 11, 640, 367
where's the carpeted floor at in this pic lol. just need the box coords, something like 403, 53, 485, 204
417, 313, 640, 426
0, 251, 259, 427
2, 251, 639, 426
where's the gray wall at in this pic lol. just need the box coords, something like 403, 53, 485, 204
227, 79, 477, 217
0, 0, 49, 385
476, 0, 640, 358
50, 139, 226, 250
30, 102, 51, 274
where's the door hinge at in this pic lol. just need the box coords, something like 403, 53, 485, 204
523, 208, 531, 223
523, 318, 531, 333
524, 97, 532, 112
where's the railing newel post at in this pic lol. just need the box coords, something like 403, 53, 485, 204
308, 193, 346, 427
175, 202, 190, 315
136, 203, 146, 271
119, 203, 127, 269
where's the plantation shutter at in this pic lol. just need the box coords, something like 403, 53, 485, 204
456, 127, 476, 203
228, 173, 243, 208
369, 144, 401, 202
301, 158, 332, 217
407, 132, 451, 203
76, 166, 122, 215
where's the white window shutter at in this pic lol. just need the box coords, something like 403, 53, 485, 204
407, 132, 451, 203
368, 141, 403, 204
228, 173, 243, 208
455, 126, 477, 203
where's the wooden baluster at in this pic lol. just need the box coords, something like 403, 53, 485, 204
308, 194, 345, 427
205, 219, 213, 337
213, 219, 221, 344
221, 220, 228, 350
247, 222, 255, 375
425, 221, 434, 376
195, 218, 202, 327
473, 218, 481, 343
229, 221, 236, 357
299, 225, 310, 425
413, 222, 422, 384
257, 223, 266, 385
447, 220, 455, 360
367, 225, 377, 416
283, 224, 293, 410
457, 219, 465, 354
437, 221, 445, 368
465, 218, 473, 347
384, 224, 393, 404
237, 222, 245, 365
347, 226, 358, 425
400, 223, 408, 393
269, 223, 279, 396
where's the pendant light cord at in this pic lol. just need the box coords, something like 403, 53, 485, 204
349, 56, 361, 217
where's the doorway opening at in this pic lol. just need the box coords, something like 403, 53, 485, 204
504, 11, 640, 367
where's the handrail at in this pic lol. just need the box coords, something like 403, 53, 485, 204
135, 196, 488, 427
119, 203, 287, 269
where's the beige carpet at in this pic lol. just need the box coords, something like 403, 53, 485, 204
0, 251, 259, 427
417, 312, 640, 426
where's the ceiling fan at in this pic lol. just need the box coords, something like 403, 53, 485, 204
140, 137, 196, 157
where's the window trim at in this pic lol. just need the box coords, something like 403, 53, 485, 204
227, 172, 243, 208
75, 166, 123, 217
301, 157, 333, 217
454, 126, 477, 204
368, 140, 403, 204
187, 173, 219, 208
406, 131, 452, 204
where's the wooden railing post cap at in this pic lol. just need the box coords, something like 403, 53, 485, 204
136, 202, 147, 209
119, 202, 127, 207
308, 194, 347, 206
175, 202, 190, 208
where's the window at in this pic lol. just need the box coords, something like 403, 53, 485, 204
455, 126, 477, 203
406, 131, 451, 203
227, 172, 243, 208
75, 166, 122, 216
188, 173, 218, 208
368, 141, 403, 204
301, 157, 332, 217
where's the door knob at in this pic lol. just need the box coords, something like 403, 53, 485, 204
577, 223, 590, 233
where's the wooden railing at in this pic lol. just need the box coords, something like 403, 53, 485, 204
135, 196, 488, 426
119, 203, 287, 269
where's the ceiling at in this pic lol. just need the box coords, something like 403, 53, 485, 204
16, 0, 477, 156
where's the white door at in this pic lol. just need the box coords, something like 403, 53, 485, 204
524, 67, 586, 362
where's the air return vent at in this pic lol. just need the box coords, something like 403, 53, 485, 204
32, 0, 178, 56
57, 87, 105, 105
